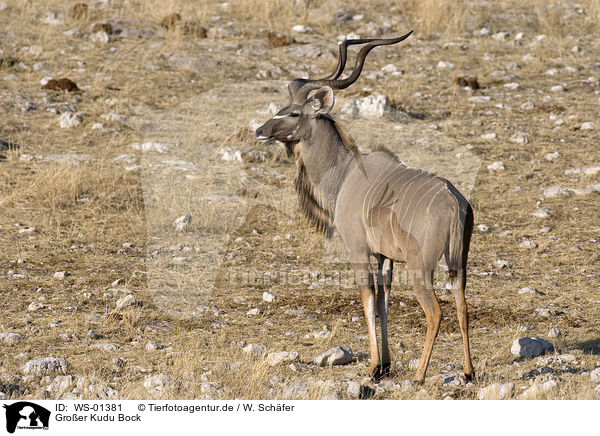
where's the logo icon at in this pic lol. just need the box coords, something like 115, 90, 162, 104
3, 402, 50, 433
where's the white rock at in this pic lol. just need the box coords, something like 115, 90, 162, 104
591, 368, 600, 383
262, 292, 276, 302
283, 382, 309, 399
53, 271, 68, 279
543, 186, 572, 198
59, 112, 82, 128
172, 214, 192, 232
504, 82, 520, 90
92, 343, 118, 351
242, 343, 267, 357
509, 132, 528, 144
382, 64, 398, 73
519, 240, 537, 249
347, 381, 361, 398
91, 123, 104, 130
291, 24, 312, 33
547, 328, 562, 338
544, 152, 561, 161
90, 31, 109, 44
580, 122, 595, 130
246, 308, 262, 316
0, 2, 7, 11
145, 340, 159, 351
28, 301, 45, 311
340, 94, 391, 118
115, 294, 135, 310
584, 166, 600, 176
266, 351, 299, 366
437, 61, 454, 69
143, 374, 172, 394
492, 32, 509, 40
477, 382, 515, 400
0, 332, 24, 344
531, 208, 553, 218
46, 375, 74, 397
520, 101, 535, 110
468, 96, 491, 103
487, 161, 505, 171
305, 325, 333, 339
550, 85, 564, 92
22, 357, 69, 375
518, 379, 558, 399
519, 286, 542, 295
481, 133, 497, 140
511, 337, 553, 358
314, 346, 353, 366
495, 259, 513, 268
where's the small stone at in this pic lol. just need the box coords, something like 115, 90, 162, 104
544, 186, 572, 198
283, 382, 309, 399
535, 307, 563, 318
477, 382, 515, 400
468, 96, 491, 103
591, 368, 600, 383
266, 351, 299, 366
91, 343, 118, 351
262, 292, 276, 303
111, 278, 125, 287
314, 345, 353, 367
0, 2, 8, 11
509, 132, 528, 144
115, 294, 135, 310
519, 286, 542, 295
0, 332, 25, 344
482, 133, 498, 140
145, 340, 159, 351
346, 381, 361, 399
53, 271, 69, 279
580, 122, 595, 131
28, 301, 45, 311
90, 31, 109, 44
495, 259, 513, 269
547, 328, 562, 338
143, 374, 172, 394
511, 337, 553, 358
487, 161, 505, 171
544, 152, 561, 161
437, 61, 455, 69
340, 94, 391, 118
518, 379, 558, 399
242, 343, 266, 357
88, 330, 102, 339
519, 240, 537, 249
246, 308, 262, 316
504, 82, 520, 90
550, 85, 564, 92
22, 357, 69, 375
291, 24, 312, 33
172, 214, 192, 231
531, 208, 553, 218
59, 112, 82, 128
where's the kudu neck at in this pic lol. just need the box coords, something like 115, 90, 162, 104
296, 116, 356, 215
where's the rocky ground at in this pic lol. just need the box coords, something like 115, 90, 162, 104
1, 0, 600, 400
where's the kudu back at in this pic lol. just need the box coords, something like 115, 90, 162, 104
256, 31, 474, 383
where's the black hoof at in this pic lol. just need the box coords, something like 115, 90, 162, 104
464, 371, 475, 382
370, 363, 391, 381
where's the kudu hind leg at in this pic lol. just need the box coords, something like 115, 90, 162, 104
412, 267, 442, 383
375, 255, 393, 379
451, 268, 474, 380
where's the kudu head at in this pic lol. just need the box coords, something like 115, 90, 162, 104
255, 31, 413, 155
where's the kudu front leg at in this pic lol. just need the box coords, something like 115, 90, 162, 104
353, 262, 381, 378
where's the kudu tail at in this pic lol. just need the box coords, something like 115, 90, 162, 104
447, 202, 473, 289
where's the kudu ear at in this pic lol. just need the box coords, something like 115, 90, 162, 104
310, 86, 335, 115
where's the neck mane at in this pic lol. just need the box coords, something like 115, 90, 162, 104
293, 117, 358, 238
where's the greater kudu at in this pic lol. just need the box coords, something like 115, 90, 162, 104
255, 31, 474, 383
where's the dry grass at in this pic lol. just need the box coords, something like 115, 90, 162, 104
0, 0, 599, 402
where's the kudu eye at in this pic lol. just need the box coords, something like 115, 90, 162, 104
289, 112, 300, 117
